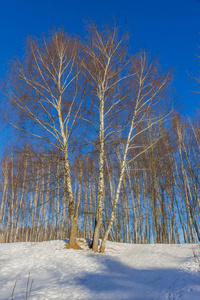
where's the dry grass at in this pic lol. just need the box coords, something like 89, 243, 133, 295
64, 239, 91, 251
65, 243, 83, 250
193, 245, 200, 270
11, 273, 33, 300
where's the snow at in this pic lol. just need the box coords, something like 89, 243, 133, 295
0, 239, 200, 300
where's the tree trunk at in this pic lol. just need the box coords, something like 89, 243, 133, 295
69, 215, 77, 246
92, 91, 105, 252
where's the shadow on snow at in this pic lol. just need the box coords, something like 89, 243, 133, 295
73, 254, 200, 299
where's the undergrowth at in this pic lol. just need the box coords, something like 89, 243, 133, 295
11, 273, 33, 300
193, 245, 200, 271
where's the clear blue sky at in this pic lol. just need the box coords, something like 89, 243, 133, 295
0, 0, 200, 150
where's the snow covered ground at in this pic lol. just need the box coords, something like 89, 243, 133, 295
0, 239, 200, 300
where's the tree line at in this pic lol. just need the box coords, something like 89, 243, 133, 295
0, 23, 199, 252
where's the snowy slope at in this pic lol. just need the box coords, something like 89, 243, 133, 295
0, 239, 200, 300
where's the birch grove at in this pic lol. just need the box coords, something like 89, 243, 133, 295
0, 23, 200, 251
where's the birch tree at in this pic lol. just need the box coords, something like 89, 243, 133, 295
3, 30, 83, 246
81, 23, 133, 251
100, 53, 172, 252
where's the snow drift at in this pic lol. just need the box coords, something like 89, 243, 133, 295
0, 240, 200, 299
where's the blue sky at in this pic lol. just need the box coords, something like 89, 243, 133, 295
0, 0, 200, 151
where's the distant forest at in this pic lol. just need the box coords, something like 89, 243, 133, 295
0, 23, 199, 252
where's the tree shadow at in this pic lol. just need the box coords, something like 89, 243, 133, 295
73, 254, 200, 299
62, 239, 69, 243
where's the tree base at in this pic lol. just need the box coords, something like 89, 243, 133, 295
65, 243, 82, 250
